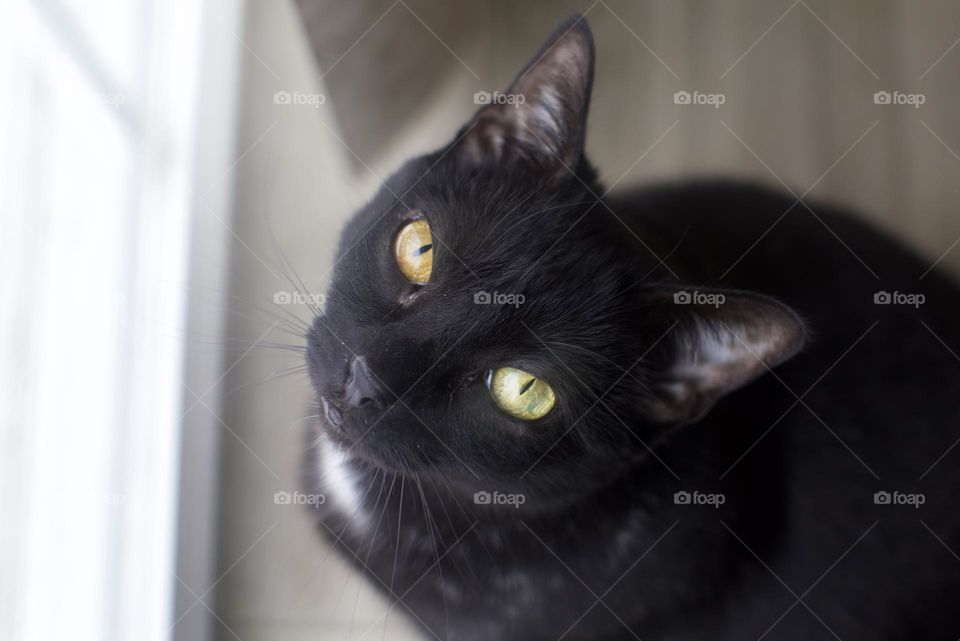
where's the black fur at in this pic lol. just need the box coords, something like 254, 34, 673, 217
303, 15, 960, 641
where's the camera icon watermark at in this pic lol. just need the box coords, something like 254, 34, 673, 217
274, 90, 326, 108
873, 490, 924, 509
873, 90, 925, 108
673, 90, 725, 108
474, 290, 525, 308
673, 290, 725, 308
873, 290, 924, 308
673, 490, 726, 508
473, 490, 526, 508
473, 90, 526, 108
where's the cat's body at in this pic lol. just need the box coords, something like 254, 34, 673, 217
304, 17, 960, 641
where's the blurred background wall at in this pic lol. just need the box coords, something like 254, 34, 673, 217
208, 1, 960, 639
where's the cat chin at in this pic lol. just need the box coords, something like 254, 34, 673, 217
317, 436, 371, 531
337, 444, 409, 476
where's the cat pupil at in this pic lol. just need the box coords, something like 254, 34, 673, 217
413, 243, 432, 256
519, 378, 536, 395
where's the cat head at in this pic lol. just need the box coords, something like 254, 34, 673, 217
306, 16, 805, 507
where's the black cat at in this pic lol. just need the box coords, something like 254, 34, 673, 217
304, 15, 960, 641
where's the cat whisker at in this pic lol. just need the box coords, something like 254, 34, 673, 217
267, 301, 313, 336
178, 278, 311, 338
216, 364, 310, 404
343, 468, 379, 638
264, 214, 326, 320
411, 470, 450, 636
430, 467, 499, 569
286, 413, 322, 431
382, 470, 405, 641
423, 473, 481, 588
483, 199, 596, 253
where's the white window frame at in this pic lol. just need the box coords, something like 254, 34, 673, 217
0, 1, 244, 640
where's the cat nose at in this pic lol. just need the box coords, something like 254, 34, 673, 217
344, 356, 387, 408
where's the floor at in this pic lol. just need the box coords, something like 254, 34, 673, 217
212, 1, 960, 639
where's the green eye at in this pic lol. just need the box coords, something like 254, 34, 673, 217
395, 218, 433, 284
486, 367, 556, 420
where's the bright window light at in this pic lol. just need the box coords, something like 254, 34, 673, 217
0, 1, 217, 640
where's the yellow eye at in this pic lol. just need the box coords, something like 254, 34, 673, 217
394, 218, 433, 284
487, 367, 556, 420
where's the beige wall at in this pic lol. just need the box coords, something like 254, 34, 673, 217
214, 1, 960, 639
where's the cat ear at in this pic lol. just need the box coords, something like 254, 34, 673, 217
638, 288, 807, 426
456, 15, 594, 177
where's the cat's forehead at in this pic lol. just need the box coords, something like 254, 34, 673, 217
328, 154, 622, 345
390, 155, 599, 257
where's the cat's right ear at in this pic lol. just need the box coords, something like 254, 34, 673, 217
636, 287, 807, 427
454, 15, 594, 179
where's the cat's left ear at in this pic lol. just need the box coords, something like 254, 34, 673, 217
456, 15, 594, 177
637, 287, 807, 426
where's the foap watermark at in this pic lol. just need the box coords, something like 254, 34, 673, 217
98, 93, 125, 107
674, 290, 725, 308
474, 90, 526, 108
274, 90, 326, 108
474, 290, 525, 308
274, 290, 326, 307
473, 490, 526, 508
102, 492, 127, 508
274, 490, 326, 506
674, 90, 725, 108
874, 290, 925, 308
674, 490, 726, 508
874, 90, 925, 108
873, 490, 925, 509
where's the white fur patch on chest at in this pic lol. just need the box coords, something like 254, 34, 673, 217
319, 438, 370, 531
